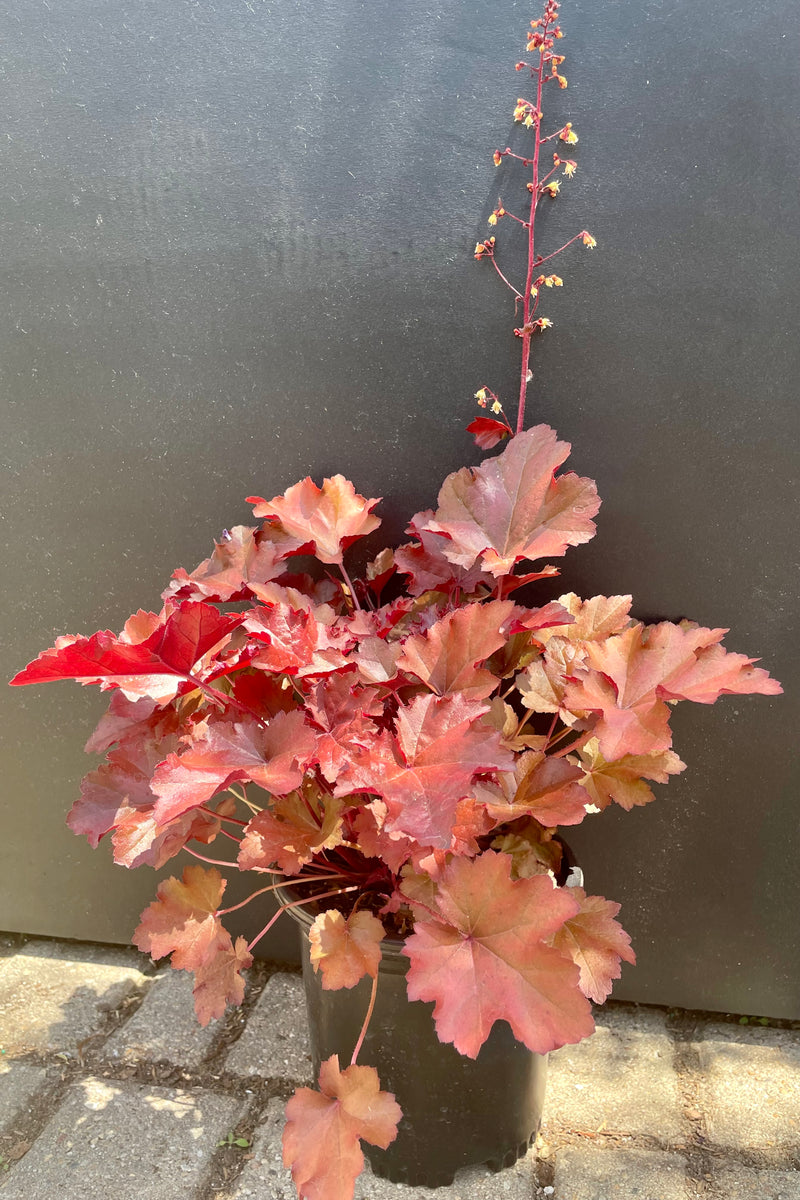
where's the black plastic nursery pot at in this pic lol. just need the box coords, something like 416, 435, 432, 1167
282, 898, 549, 1188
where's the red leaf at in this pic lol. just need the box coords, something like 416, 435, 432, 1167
283, 1056, 401, 1200
394, 511, 496, 597
403, 851, 594, 1057
10, 601, 242, 702
151, 711, 317, 823
397, 600, 515, 700
335, 695, 515, 847
466, 416, 512, 449
421, 426, 600, 577
308, 910, 384, 989
248, 475, 381, 565
550, 887, 635, 1003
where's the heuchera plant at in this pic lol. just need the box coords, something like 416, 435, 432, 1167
11, 5, 781, 1199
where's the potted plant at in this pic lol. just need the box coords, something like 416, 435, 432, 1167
10, 3, 781, 1198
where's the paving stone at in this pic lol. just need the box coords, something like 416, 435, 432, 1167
0, 941, 147, 1056
0, 1075, 241, 1198
553, 1146, 687, 1199
228, 1098, 537, 1199
224, 973, 312, 1082
544, 1006, 682, 1140
713, 1162, 800, 1199
0, 1062, 48, 1131
695, 1023, 800, 1150
103, 969, 220, 1069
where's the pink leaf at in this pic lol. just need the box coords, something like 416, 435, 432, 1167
335, 695, 514, 847
151, 711, 317, 824
403, 852, 594, 1057
248, 475, 381, 565
421, 426, 600, 577
283, 1056, 401, 1200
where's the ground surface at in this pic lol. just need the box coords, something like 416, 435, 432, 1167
1, 933, 798, 1199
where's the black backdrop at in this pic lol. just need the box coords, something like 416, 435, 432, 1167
2, 0, 797, 1016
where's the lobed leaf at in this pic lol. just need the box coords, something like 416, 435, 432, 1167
403, 851, 594, 1057
309, 910, 384, 989
248, 475, 381, 565
283, 1056, 401, 1200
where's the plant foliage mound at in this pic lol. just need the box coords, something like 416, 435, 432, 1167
10, 4, 781, 1198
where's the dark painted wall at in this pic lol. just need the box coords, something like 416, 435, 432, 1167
2, 0, 797, 1014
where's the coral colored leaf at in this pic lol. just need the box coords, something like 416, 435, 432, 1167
132, 864, 226, 970
550, 887, 635, 1003
404, 852, 593, 1057
164, 525, 296, 602
421, 426, 600, 577
336, 695, 514, 847
111, 795, 237, 870
397, 600, 515, 700
576, 738, 686, 811
394, 511, 495, 597
151, 711, 317, 823
309, 910, 384, 989
248, 475, 381, 565
68, 724, 182, 848
283, 1056, 401, 1200
539, 593, 634, 643
466, 416, 512, 449
237, 789, 345, 874
484, 752, 589, 827
192, 932, 253, 1025
564, 622, 782, 759
10, 601, 242, 701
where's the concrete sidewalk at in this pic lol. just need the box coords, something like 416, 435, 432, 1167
0, 935, 797, 1199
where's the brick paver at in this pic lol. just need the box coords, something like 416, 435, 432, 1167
553, 1146, 688, 1199
103, 969, 220, 1070
714, 1163, 800, 1199
545, 1006, 683, 1140
0, 1076, 240, 1198
0, 939, 798, 1200
224, 973, 312, 1082
0, 941, 147, 1056
696, 1023, 800, 1150
0, 1062, 48, 1131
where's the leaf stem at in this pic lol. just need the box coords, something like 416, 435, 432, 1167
247, 885, 359, 952
184, 846, 237, 867
350, 972, 379, 1066
337, 559, 362, 612
217, 876, 346, 917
